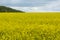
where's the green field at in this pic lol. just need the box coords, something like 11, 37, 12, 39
0, 12, 60, 40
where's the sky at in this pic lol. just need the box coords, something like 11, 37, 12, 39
0, 0, 60, 12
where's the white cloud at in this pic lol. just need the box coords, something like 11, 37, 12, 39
0, 0, 22, 5
0, 0, 56, 7
42, 0, 60, 11
9, 0, 60, 12
10, 0, 22, 4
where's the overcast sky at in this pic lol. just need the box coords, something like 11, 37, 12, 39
0, 0, 60, 12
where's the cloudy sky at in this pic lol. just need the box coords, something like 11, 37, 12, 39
0, 0, 60, 12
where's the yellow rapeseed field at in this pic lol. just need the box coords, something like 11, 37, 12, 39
0, 12, 60, 40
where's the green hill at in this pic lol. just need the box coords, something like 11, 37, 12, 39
0, 6, 24, 12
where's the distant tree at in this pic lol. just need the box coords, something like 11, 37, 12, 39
0, 6, 24, 12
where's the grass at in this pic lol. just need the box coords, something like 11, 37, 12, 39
0, 12, 60, 40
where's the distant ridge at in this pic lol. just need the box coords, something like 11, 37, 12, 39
0, 6, 24, 12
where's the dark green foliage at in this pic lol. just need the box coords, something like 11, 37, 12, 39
0, 6, 24, 12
